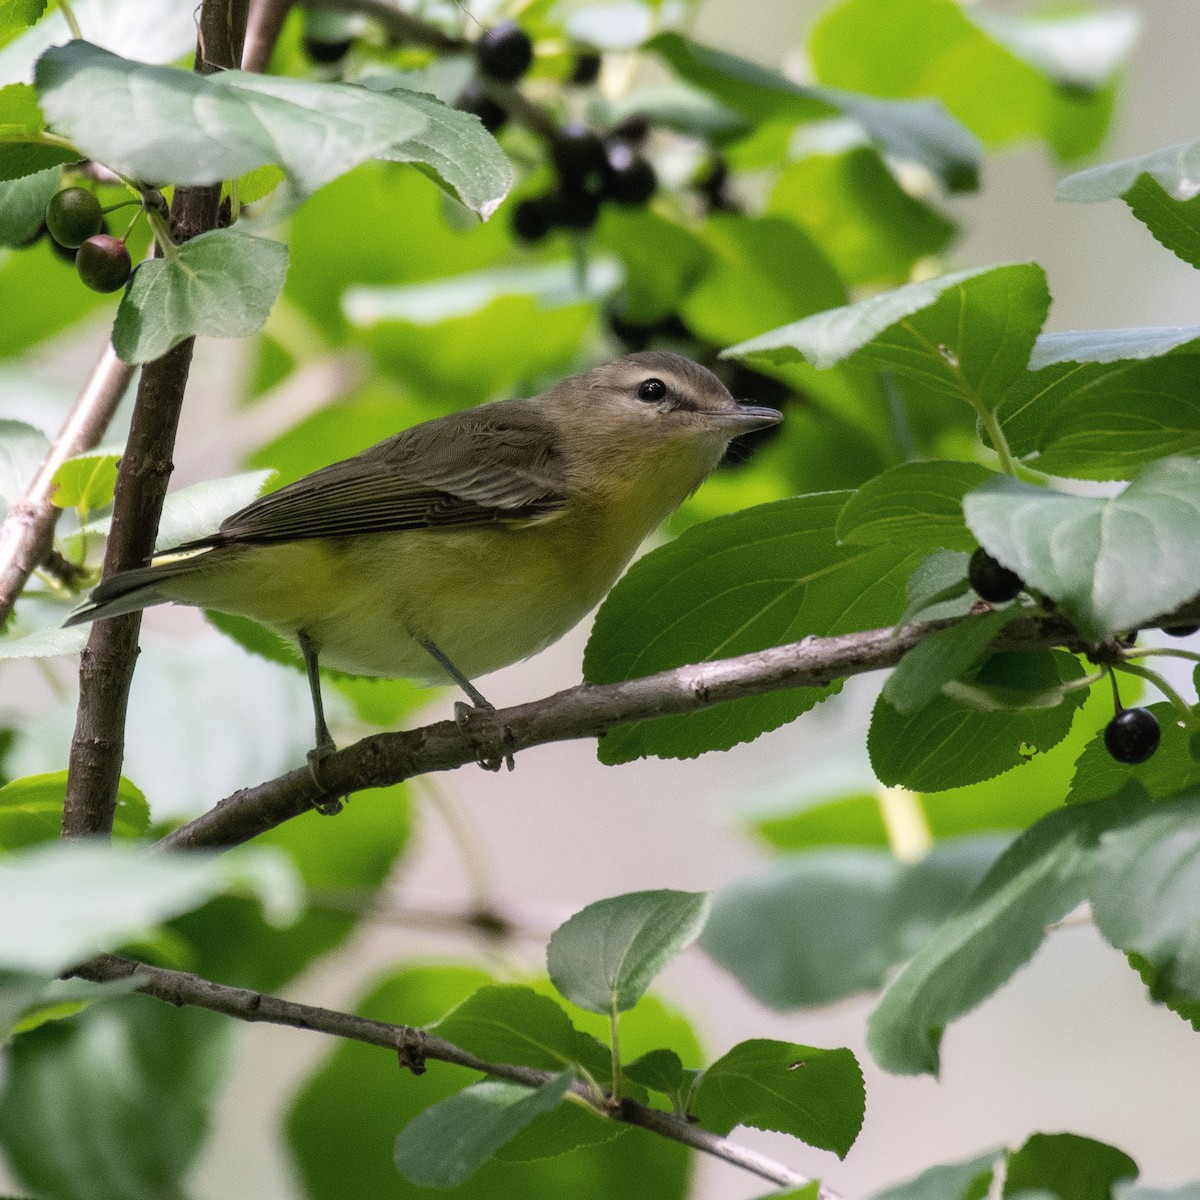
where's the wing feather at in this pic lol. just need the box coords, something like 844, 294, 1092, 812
178, 401, 569, 549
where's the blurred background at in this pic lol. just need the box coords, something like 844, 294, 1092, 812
3, 1, 1200, 1197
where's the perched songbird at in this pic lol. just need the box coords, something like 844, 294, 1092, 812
67, 351, 782, 772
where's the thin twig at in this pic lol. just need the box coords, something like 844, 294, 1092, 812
73, 953, 836, 1196
307, 0, 469, 52
61, 0, 251, 839
242, 0, 294, 71
0, 345, 134, 628
155, 609, 1109, 853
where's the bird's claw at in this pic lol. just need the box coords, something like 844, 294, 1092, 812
307, 743, 346, 816
454, 701, 515, 772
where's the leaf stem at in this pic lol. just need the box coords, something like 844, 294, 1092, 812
1113, 661, 1198, 727
609, 1005, 622, 1103
58, 0, 83, 39
976, 402, 1019, 476
1124, 646, 1200, 667
143, 206, 180, 263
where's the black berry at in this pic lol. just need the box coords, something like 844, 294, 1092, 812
611, 112, 651, 145
602, 141, 656, 206
1165, 623, 1200, 638
1104, 707, 1161, 765
76, 233, 132, 293
968, 548, 1024, 604
302, 35, 352, 63
475, 21, 533, 83
45, 187, 103, 249
569, 50, 602, 85
455, 81, 507, 133
511, 196, 552, 243
545, 186, 600, 232
550, 122, 607, 187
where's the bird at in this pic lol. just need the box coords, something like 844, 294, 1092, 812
67, 351, 782, 787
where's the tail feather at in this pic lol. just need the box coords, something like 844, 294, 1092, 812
65, 557, 202, 626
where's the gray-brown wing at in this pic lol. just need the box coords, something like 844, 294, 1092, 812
182, 402, 569, 549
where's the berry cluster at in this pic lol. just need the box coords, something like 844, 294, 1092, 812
42, 187, 131, 293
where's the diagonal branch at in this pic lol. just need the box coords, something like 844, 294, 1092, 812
74, 952, 837, 1197
157, 609, 1093, 853
0, 345, 134, 629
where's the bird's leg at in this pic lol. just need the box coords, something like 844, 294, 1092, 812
299, 630, 346, 815
417, 635, 514, 772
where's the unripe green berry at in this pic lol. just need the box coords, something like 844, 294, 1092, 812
45, 187, 103, 249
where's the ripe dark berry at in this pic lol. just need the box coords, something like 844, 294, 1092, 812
569, 50, 602, 85
968, 548, 1024, 603
475, 21, 533, 83
45, 187, 103, 249
76, 234, 132, 293
302, 35, 352, 63
1165, 623, 1200, 637
602, 141, 656, 206
455, 81, 507, 133
511, 196, 552, 244
550, 123, 607, 187
611, 112, 651, 145
1104, 707, 1161, 765
545, 186, 600, 232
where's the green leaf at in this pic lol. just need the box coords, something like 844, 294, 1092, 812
154, 469, 274, 551
0, 82, 78, 181
623, 1048, 684, 1097
112, 228, 288, 364
808, 0, 1127, 161
1003, 1133, 1137, 1200
866, 796, 1125, 1075
0, 164, 58, 247
681, 212, 847, 347
546, 890, 710, 1015
702, 839, 1005, 1008
1031, 328, 1200, 369
0, 624, 88, 661
393, 1071, 576, 1190
0, 840, 301, 974
866, 1151, 1000, 1200
0, 0, 46, 26
0, 998, 232, 1200
898, 549, 974, 625
838, 462, 994, 553
870, 650, 1088, 791
50, 449, 119, 515
0, 418, 48, 515
585, 493, 923, 762
963, 458, 1200, 641
726, 264, 1049, 421
692, 1038, 864, 1157
434, 985, 605, 1074
883, 610, 1019, 716
1067, 702, 1197, 806
1059, 143, 1200, 269
288, 966, 693, 1200
648, 32, 980, 191
0, 769, 148, 850
1087, 794, 1200, 1003
768, 148, 956, 285
35, 41, 511, 215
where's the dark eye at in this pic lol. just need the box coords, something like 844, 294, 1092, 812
637, 378, 667, 402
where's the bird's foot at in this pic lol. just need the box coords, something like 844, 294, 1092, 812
454, 700, 515, 773
307, 742, 347, 816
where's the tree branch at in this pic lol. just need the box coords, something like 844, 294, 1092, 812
74, 952, 836, 1197
0, 345, 134, 629
308, 0, 469, 52
156, 609, 1097, 853
61, 0, 251, 839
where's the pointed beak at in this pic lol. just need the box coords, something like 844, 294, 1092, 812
709, 404, 784, 434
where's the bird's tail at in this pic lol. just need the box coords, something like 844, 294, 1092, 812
64, 555, 204, 627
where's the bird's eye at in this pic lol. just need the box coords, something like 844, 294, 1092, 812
637, 378, 667, 402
